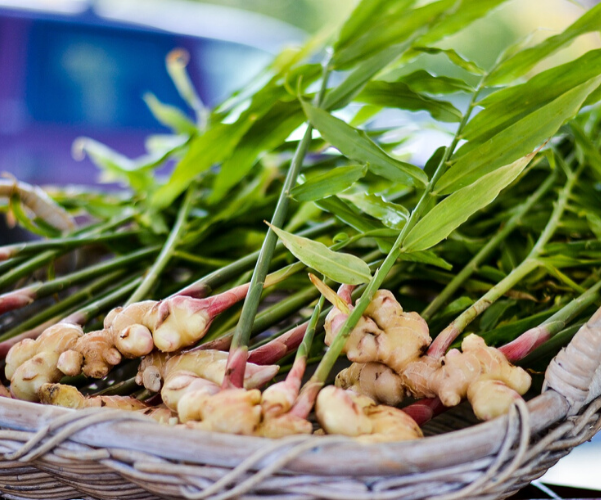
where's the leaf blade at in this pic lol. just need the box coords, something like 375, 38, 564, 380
268, 224, 373, 285
301, 101, 428, 187
291, 165, 368, 202
404, 152, 536, 252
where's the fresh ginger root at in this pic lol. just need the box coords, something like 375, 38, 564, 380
6, 323, 83, 401
255, 363, 313, 438
423, 335, 531, 419
39, 383, 176, 423
136, 349, 279, 393
325, 290, 431, 374
181, 388, 262, 435
336, 362, 405, 406
315, 386, 422, 443
326, 289, 531, 421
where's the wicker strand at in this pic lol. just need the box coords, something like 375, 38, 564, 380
0, 408, 150, 462
179, 435, 349, 500
428, 400, 530, 500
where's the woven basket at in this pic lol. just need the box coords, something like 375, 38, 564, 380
0, 311, 600, 500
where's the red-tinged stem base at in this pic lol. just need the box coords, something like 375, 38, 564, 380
402, 397, 446, 426
222, 346, 248, 389
248, 323, 308, 366
172, 282, 212, 299
499, 325, 551, 363
290, 380, 323, 419
428, 324, 461, 359
204, 282, 250, 318
0, 288, 36, 315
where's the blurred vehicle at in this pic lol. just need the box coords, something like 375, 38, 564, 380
0, 0, 305, 185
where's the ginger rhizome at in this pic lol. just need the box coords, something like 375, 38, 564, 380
325, 288, 532, 421
315, 386, 422, 443
134, 349, 279, 435
39, 383, 174, 423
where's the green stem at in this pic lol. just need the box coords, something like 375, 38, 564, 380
176, 219, 336, 297
1, 246, 158, 311
0, 215, 134, 291
0, 230, 141, 261
307, 79, 487, 387
430, 164, 582, 358
223, 61, 333, 388
0, 271, 129, 341
126, 186, 195, 304
422, 170, 557, 320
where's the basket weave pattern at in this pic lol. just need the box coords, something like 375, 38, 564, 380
0, 313, 600, 500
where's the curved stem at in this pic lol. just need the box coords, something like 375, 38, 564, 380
126, 186, 195, 304
421, 170, 557, 320
223, 60, 333, 389
429, 163, 582, 358
305, 78, 487, 390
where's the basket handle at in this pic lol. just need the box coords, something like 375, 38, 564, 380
543, 306, 601, 416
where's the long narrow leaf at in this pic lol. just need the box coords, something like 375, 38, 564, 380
291, 165, 367, 202
357, 81, 462, 122
436, 76, 601, 194
268, 224, 372, 285
403, 152, 536, 252
486, 2, 601, 85
302, 101, 428, 187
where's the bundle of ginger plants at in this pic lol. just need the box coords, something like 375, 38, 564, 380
1, 0, 601, 444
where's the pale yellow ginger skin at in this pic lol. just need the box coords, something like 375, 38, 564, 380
315, 386, 422, 442
136, 349, 279, 392
181, 388, 262, 435
39, 383, 176, 423
336, 362, 405, 406
39, 383, 147, 411
161, 371, 220, 412
255, 378, 313, 438
145, 297, 211, 352
326, 290, 431, 374
255, 413, 313, 438
326, 291, 531, 421
7, 323, 83, 401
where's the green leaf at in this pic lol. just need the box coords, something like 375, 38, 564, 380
463, 49, 601, 145
72, 138, 154, 192
268, 224, 372, 285
316, 197, 392, 253
210, 101, 305, 203
357, 81, 462, 122
404, 152, 536, 252
486, 2, 601, 85
570, 121, 601, 181
480, 299, 516, 331
397, 250, 453, 270
302, 101, 427, 187
334, 0, 416, 51
143, 93, 198, 135
417, 0, 509, 45
436, 76, 601, 194
291, 165, 367, 202
394, 70, 473, 94
332, 0, 454, 69
340, 192, 409, 229
151, 118, 254, 208
323, 45, 405, 111
586, 212, 601, 240
405, 46, 486, 75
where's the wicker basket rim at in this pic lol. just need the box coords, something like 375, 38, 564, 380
0, 388, 569, 477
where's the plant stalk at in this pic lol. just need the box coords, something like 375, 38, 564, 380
429, 164, 582, 358
126, 186, 195, 304
223, 60, 333, 389
421, 170, 557, 320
